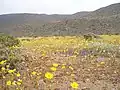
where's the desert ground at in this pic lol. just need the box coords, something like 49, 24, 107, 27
0, 35, 120, 90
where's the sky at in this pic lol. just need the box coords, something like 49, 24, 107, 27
1, 0, 120, 15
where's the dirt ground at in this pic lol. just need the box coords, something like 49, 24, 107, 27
19, 48, 120, 90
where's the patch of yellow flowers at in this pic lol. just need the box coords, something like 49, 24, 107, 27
69, 66, 74, 70
70, 82, 79, 89
8, 69, 16, 74
50, 67, 57, 71
16, 73, 21, 77
45, 72, 54, 80
0, 60, 7, 65
6, 80, 12, 86
62, 65, 66, 69
31, 71, 37, 76
6, 79, 22, 86
100, 61, 105, 65
52, 63, 59, 67
1, 67, 5, 71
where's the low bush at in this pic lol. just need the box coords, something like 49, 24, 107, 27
0, 33, 21, 73
0, 33, 20, 47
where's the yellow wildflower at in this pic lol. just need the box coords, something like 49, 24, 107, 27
31, 71, 37, 75
13, 69, 16, 71
69, 66, 74, 70
62, 65, 66, 69
0, 60, 7, 65
100, 62, 105, 65
50, 67, 57, 71
42, 53, 46, 57
70, 82, 79, 89
53, 63, 59, 67
6, 80, 12, 86
16, 73, 21, 77
45, 72, 53, 79
8, 69, 15, 73
18, 79, 22, 83
12, 81, 16, 85
16, 82, 21, 85
1, 67, 5, 71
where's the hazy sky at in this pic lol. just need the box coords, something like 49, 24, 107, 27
1, 0, 120, 15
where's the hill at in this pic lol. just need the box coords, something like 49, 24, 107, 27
84, 3, 120, 18
0, 3, 120, 36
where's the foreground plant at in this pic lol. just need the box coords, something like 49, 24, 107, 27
70, 82, 79, 89
45, 72, 54, 80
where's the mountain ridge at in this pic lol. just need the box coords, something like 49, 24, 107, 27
0, 3, 120, 36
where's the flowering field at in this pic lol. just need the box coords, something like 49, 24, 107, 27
0, 35, 120, 90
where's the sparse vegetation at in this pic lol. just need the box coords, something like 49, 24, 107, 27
0, 3, 120, 90
0, 34, 22, 90
0, 35, 119, 90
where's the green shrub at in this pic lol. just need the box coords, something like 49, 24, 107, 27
0, 33, 21, 71
88, 42, 120, 57
0, 33, 20, 47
